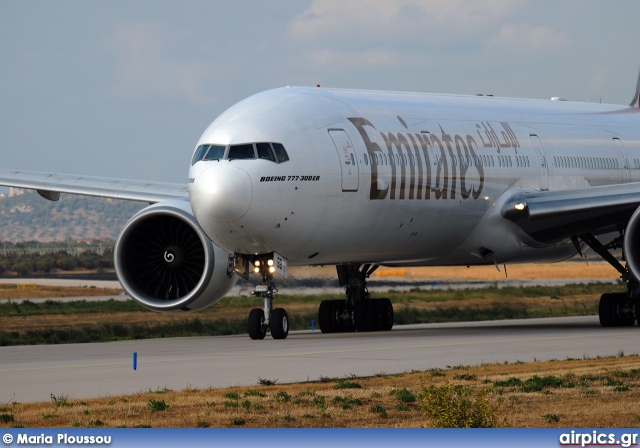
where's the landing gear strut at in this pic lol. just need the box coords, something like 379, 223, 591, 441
245, 256, 289, 340
318, 263, 394, 333
576, 232, 639, 326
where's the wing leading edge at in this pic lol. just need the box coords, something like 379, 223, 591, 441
502, 183, 640, 243
0, 169, 187, 203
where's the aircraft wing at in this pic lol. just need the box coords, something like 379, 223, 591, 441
0, 169, 187, 203
501, 182, 640, 243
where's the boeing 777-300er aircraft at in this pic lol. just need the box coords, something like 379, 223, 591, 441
2, 73, 640, 340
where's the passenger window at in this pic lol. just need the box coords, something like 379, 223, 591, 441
228, 144, 255, 159
256, 143, 276, 162
203, 145, 226, 160
271, 143, 289, 163
192, 145, 209, 165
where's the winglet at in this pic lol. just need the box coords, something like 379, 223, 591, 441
630, 67, 640, 107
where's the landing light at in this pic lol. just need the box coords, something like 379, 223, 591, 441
514, 202, 527, 211
269, 266, 276, 274
254, 267, 260, 273
254, 260, 261, 267
267, 259, 274, 267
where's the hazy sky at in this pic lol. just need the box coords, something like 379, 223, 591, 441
2, 1, 640, 183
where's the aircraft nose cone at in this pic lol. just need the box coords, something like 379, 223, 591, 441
192, 164, 252, 223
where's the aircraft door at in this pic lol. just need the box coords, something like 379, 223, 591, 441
530, 134, 549, 191
613, 138, 630, 183
329, 129, 359, 192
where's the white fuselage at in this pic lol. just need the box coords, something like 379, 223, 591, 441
188, 87, 640, 267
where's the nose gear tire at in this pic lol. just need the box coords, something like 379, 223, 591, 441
270, 308, 289, 339
248, 308, 267, 340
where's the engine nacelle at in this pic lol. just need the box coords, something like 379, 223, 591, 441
624, 206, 640, 282
114, 199, 238, 313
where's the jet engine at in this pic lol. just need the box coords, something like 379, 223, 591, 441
114, 199, 237, 313
624, 206, 640, 282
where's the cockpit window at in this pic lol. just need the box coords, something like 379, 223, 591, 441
228, 144, 256, 159
192, 144, 210, 165
203, 145, 226, 160
192, 142, 288, 164
256, 143, 276, 162
272, 143, 289, 163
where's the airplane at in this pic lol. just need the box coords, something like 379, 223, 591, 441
2, 72, 640, 340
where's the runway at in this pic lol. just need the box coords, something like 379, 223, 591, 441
1, 316, 638, 403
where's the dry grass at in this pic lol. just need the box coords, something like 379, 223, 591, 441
372, 262, 618, 280
2, 356, 639, 428
0, 284, 122, 300
391, 291, 601, 312
293, 261, 618, 281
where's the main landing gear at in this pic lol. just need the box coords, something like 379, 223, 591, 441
247, 257, 289, 340
318, 263, 394, 333
575, 233, 639, 327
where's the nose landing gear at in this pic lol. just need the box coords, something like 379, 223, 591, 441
245, 256, 289, 340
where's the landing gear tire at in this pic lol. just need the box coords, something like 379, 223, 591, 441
318, 300, 353, 333
248, 308, 267, 340
354, 300, 373, 332
369, 299, 383, 331
599, 293, 635, 327
618, 300, 636, 327
270, 308, 289, 339
379, 298, 394, 331
319, 298, 394, 333
319, 300, 336, 333
599, 293, 617, 327
353, 299, 394, 332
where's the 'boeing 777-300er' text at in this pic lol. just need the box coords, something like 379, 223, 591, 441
3, 74, 640, 339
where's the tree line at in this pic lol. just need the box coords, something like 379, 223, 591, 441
0, 240, 114, 275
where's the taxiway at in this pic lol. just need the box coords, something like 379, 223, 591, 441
1, 316, 638, 403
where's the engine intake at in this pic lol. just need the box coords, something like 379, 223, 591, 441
624, 206, 640, 282
115, 200, 237, 313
